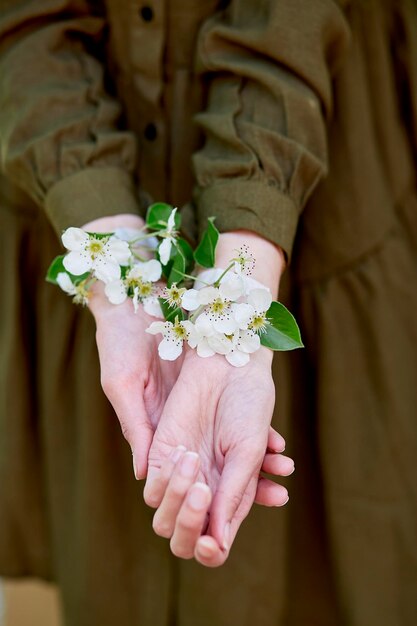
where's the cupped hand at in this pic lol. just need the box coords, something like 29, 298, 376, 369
144, 346, 293, 567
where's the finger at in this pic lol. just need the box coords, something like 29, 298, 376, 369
207, 449, 259, 552
143, 445, 187, 508
254, 477, 289, 507
261, 453, 295, 476
110, 390, 154, 481
170, 482, 212, 559
194, 535, 226, 568
267, 426, 286, 453
152, 451, 200, 538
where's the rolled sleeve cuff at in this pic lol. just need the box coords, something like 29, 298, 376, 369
45, 167, 145, 236
194, 180, 300, 262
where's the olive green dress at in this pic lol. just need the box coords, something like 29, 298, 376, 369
0, 0, 416, 624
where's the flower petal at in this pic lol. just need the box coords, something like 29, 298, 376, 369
167, 207, 177, 231
108, 237, 131, 265
219, 274, 244, 301
198, 286, 218, 305
146, 321, 169, 336
93, 257, 121, 282
226, 350, 250, 367
159, 238, 172, 265
194, 268, 223, 289
238, 331, 260, 354
195, 313, 216, 336
104, 279, 127, 305
196, 338, 216, 358
61, 227, 89, 251
63, 251, 92, 275
181, 289, 200, 311
140, 259, 162, 282
207, 333, 233, 355
248, 288, 272, 312
233, 303, 254, 329
212, 316, 238, 335
143, 297, 164, 318
56, 272, 76, 294
158, 337, 183, 360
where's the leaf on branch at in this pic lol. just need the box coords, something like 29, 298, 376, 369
45, 255, 89, 285
158, 298, 185, 322
84, 231, 114, 239
260, 301, 304, 351
194, 217, 219, 268
168, 238, 194, 286
146, 202, 181, 231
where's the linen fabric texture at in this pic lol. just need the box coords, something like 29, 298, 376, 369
0, 0, 417, 625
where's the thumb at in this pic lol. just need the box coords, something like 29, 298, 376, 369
208, 448, 260, 552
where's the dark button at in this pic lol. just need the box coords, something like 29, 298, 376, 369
144, 123, 157, 141
140, 6, 154, 22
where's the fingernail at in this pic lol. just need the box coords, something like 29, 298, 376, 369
170, 445, 187, 463
223, 522, 231, 551
132, 454, 138, 480
276, 495, 289, 507
286, 464, 295, 476
188, 483, 210, 511
180, 451, 199, 477
197, 539, 214, 558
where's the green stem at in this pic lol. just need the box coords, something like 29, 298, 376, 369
174, 270, 211, 285
213, 262, 234, 287
131, 250, 147, 262
128, 230, 156, 244
189, 304, 205, 323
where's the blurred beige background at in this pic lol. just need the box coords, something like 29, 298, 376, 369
0, 579, 61, 626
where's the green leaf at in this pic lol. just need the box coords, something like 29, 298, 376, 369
45, 255, 89, 285
84, 231, 114, 239
194, 217, 219, 268
158, 298, 185, 322
260, 301, 304, 351
146, 203, 181, 231
168, 238, 194, 286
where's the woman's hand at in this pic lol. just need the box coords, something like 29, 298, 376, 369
143, 230, 291, 566
84, 214, 183, 479
144, 346, 293, 566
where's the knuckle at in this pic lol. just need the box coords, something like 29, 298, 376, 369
176, 515, 198, 533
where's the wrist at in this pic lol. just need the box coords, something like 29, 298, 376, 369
214, 230, 286, 299
82, 213, 145, 233
81, 214, 147, 315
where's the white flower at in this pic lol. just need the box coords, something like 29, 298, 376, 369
232, 245, 255, 276
56, 272, 89, 306
158, 208, 178, 265
62, 227, 130, 282
162, 283, 186, 308
186, 315, 217, 358
233, 288, 272, 334
104, 259, 162, 315
207, 329, 259, 367
146, 317, 195, 360
181, 275, 244, 334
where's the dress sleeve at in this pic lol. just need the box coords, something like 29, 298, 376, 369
192, 0, 350, 261
0, 0, 143, 236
